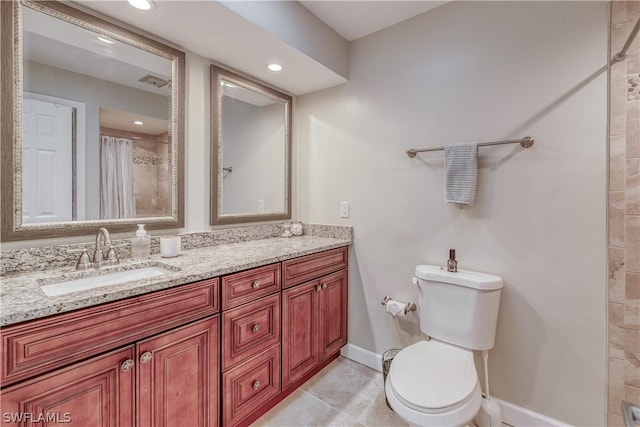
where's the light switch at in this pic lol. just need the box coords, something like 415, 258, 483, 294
340, 201, 350, 218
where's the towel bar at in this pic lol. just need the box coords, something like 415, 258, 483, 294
406, 136, 534, 158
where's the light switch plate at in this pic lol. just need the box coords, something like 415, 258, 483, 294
340, 201, 350, 218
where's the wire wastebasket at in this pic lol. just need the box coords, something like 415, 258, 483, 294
382, 349, 401, 409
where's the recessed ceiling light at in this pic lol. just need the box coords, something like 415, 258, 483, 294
133, 120, 144, 125
97, 36, 114, 44
267, 63, 283, 72
128, 0, 154, 11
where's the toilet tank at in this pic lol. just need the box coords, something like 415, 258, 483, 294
415, 265, 503, 351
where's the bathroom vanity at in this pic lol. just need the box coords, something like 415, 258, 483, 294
0, 236, 349, 427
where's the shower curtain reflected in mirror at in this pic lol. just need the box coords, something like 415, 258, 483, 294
100, 136, 135, 219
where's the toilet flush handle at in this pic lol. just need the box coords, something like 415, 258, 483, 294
412, 277, 419, 286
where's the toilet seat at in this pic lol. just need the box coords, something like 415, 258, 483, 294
386, 340, 482, 426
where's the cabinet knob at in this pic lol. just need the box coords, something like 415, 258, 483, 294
252, 324, 261, 333
316, 284, 321, 292
252, 280, 261, 289
140, 351, 153, 364
322, 283, 327, 289
121, 359, 134, 372
252, 380, 261, 390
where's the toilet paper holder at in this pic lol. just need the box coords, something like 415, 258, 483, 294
381, 296, 417, 315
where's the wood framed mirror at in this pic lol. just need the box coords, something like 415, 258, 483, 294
0, 0, 185, 241
210, 66, 292, 226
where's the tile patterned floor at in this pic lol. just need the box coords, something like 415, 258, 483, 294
252, 356, 408, 427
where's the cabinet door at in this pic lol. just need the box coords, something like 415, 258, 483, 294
138, 316, 219, 427
1, 347, 135, 427
318, 270, 348, 361
282, 280, 320, 389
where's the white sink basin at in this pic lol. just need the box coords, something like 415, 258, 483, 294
41, 266, 173, 297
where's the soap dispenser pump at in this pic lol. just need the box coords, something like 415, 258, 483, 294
131, 224, 151, 260
447, 249, 458, 273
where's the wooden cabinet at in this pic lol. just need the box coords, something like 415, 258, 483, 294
1, 347, 135, 426
222, 345, 280, 426
282, 268, 348, 390
318, 270, 349, 360
0, 245, 348, 427
221, 269, 282, 426
222, 263, 280, 310
282, 247, 348, 289
138, 316, 219, 427
1, 278, 219, 387
282, 280, 320, 387
222, 294, 280, 371
1, 278, 220, 427
2, 317, 219, 427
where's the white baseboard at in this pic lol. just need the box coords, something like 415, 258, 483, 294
340, 343, 382, 372
341, 343, 571, 427
493, 398, 572, 427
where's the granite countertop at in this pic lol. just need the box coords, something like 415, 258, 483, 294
0, 235, 350, 327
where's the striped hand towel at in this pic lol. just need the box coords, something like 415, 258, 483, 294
444, 143, 478, 205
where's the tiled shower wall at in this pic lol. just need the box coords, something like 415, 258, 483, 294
132, 138, 171, 217
608, 1, 640, 425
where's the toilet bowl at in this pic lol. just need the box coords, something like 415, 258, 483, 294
385, 340, 482, 427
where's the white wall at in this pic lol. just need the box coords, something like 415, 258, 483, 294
295, 2, 608, 425
184, 53, 212, 233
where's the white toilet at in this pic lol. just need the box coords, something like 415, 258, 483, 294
385, 265, 503, 427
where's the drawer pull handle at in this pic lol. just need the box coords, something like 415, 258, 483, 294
252, 280, 261, 289
252, 380, 261, 390
121, 359, 134, 372
322, 283, 327, 289
252, 324, 261, 333
140, 352, 153, 364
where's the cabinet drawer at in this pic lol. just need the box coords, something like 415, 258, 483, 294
222, 264, 280, 310
282, 247, 348, 288
222, 346, 280, 427
1, 278, 219, 387
222, 294, 280, 371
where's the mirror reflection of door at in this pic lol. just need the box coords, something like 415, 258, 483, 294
22, 97, 73, 223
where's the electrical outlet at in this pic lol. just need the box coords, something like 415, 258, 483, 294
340, 201, 350, 218
258, 200, 264, 213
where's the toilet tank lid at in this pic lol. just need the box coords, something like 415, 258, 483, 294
415, 265, 503, 290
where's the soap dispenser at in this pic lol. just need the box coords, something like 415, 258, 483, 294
447, 249, 458, 273
131, 224, 151, 260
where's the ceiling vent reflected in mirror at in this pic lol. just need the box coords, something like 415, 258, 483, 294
139, 74, 170, 88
